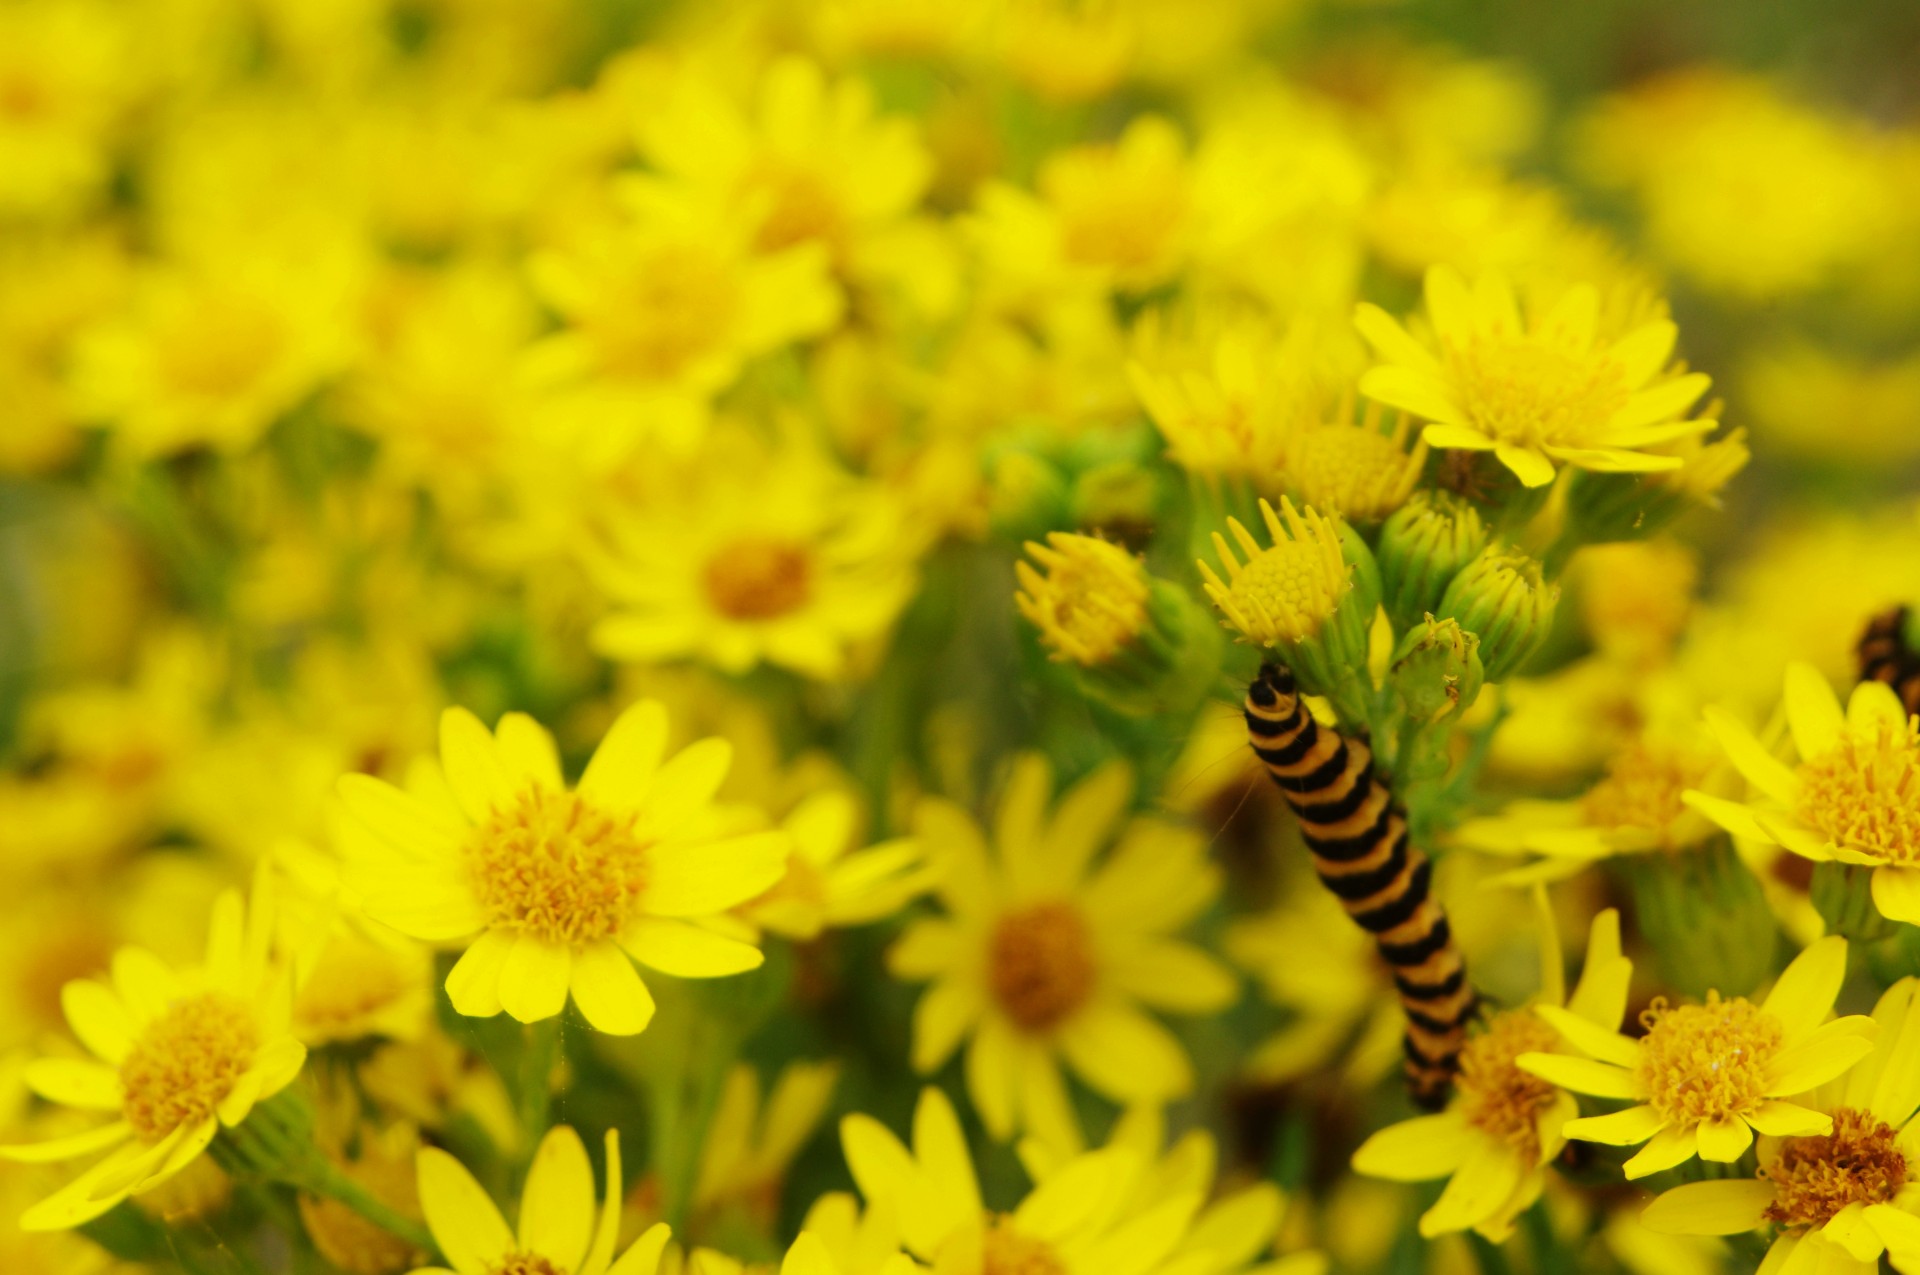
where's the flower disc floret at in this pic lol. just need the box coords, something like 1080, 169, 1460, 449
1457, 1011, 1563, 1161
1797, 719, 1920, 865
1763, 1107, 1907, 1230
703, 537, 815, 621
467, 788, 652, 947
1198, 497, 1351, 646
121, 993, 259, 1143
988, 903, 1096, 1033
488, 1255, 566, 1275
1014, 533, 1149, 666
1582, 744, 1713, 847
1636, 994, 1780, 1125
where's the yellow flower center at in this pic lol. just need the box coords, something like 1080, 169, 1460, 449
1636, 993, 1781, 1125
1223, 542, 1346, 644
1444, 335, 1629, 449
157, 294, 286, 399
488, 1255, 565, 1275
1762, 1107, 1908, 1230
981, 1216, 1068, 1275
293, 932, 421, 1043
594, 243, 738, 380
703, 537, 815, 622
1797, 719, 1920, 864
1457, 1010, 1563, 1160
1290, 427, 1418, 522
1581, 744, 1713, 847
1014, 533, 1150, 666
120, 993, 260, 1143
466, 788, 651, 945
988, 902, 1095, 1033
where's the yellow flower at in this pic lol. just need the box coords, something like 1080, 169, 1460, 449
1352, 907, 1632, 1242
1355, 265, 1713, 488
693, 1061, 839, 1225
738, 788, 930, 941
415, 1125, 670, 1275
1014, 533, 1151, 666
1284, 407, 1428, 524
1687, 664, 1920, 923
1641, 977, 1920, 1272
1198, 498, 1351, 647
0, 877, 308, 1230
776, 1228, 916, 1275
840, 1086, 1204, 1274
334, 701, 789, 1036
1522, 935, 1878, 1177
587, 428, 920, 682
0, 0, 131, 218
887, 757, 1235, 1150
275, 843, 437, 1048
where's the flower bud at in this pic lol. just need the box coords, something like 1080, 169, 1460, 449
1435, 545, 1559, 682
1563, 425, 1750, 544
1376, 490, 1488, 632
1389, 616, 1484, 727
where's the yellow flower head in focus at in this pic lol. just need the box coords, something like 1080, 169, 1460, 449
1353, 904, 1632, 1243
1356, 265, 1714, 488
416, 1126, 669, 1275
1198, 498, 1351, 646
334, 701, 790, 1036
1285, 405, 1428, 524
1523, 935, 1877, 1178
1642, 977, 1920, 1268
1015, 533, 1151, 666
0, 875, 307, 1230
840, 1087, 1206, 1274
586, 428, 921, 682
887, 757, 1234, 1151
1688, 665, 1920, 925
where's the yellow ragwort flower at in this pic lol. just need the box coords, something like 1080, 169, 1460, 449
334, 701, 789, 1036
1355, 265, 1715, 488
1522, 935, 1877, 1177
1198, 497, 1351, 646
1014, 533, 1151, 666
1285, 407, 1428, 523
1687, 663, 1920, 924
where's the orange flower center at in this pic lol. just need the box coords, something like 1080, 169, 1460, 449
1457, 1010, 1562, 1159
1763, 1107, 1908, 1230
120, 993, 260, 1143
1635, 993, 1781, 1125
1797, 720, 1920, 864
488, 1255, 565, 1275
988, 902, 1095, 1032
467, 788, 651, 945
703, 537, 814, 621
1444, 335, 1629, 449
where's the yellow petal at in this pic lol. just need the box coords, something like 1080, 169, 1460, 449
1682, 790, 1775, 845
1766, 1018, 1879, 1096
498, 935, 572, 1024
520, 1126, 595, 1273
1360, 367, 1464, 426
1105, 941, 1238, 1014
1624, 1123, 1698, 1179
912, 1086, 983, 1222
1533, 1004, 1639, 1067
495, 713, 564, 793
417, 1146, 515, 1275
1697, 1116, 1753, 1162
1514, 1053, 1636, 1099
440, 707, 518, 825
962, 1015, 1016, 1137
569, 943, 655, 1036
638, 739, 733, 835
24, 1059, 122, 1110
1015, 1043, 1082, 1157
446, 929, 516, 1018
1849, 679, 1911, 732
111, 947, 181, 1024
336, 773, 468, 858
1351, 1112, 1470, 1182
1784, 664, 1845, 760
580, 1130, 624, 1275
1763, 935, 1850, 1044
1418, 1137, 1524, 1237
1745, 1100, 1832, 1138
606, 1222, 672, 1275
1056, 1000, 1192, 1101
578, 701, 670, 814
1355, 303, 1441, 375
619, 919, 763, 978
1873, 867, 1920, 927
1494, 444, 1557, 488
1640, 1179, 1775, 1235
1702, 707, 1800, 805
61, 980, 134, 1064
644, 832, 790, 917
0, 1120, 131, 1164
1563, 1104, 1664, 1147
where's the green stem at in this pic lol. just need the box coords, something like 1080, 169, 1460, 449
300, 1160, 438, 1254
1519, 1198, 1561, 1271
518, 1018, 562, 1151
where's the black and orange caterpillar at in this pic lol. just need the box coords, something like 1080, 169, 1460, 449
1244, 662, 1473, 1108
1858, 606, 1920, 716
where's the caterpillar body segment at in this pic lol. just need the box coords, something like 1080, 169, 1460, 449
1244, 662, 1472, 1108
1859, 606, 1920, 716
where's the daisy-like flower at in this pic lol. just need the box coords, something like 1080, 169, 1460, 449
1355, 265, 1714, 488
1015, 533, 1151, 667
333, 701, 790, 1037
840, 1086, 1204, 1275
414, 1125, 670, 1275
0, 877, 307, 1230
1640, 977, 1920, 1273
887, 756, 1235, 1151
738, 788, 930, 941
1197, 497, 1352, 647
1521, 935, 1878, 1177
1352, 906, 1632, 1242
1685, 663, 1920, 925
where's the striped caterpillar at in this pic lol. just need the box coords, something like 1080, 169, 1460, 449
1858, 606, 1920, 716
1243, 662, 1472, 1109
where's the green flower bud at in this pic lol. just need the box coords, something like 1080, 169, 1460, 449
1435, 545, 1559, 682
1388, 616, 1484, 727
1376, 490, 1489, 632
